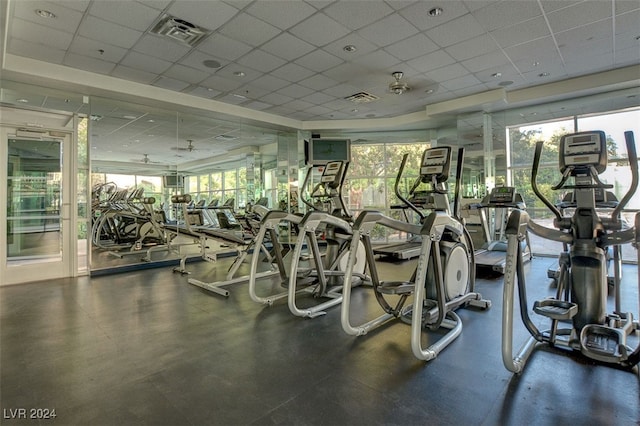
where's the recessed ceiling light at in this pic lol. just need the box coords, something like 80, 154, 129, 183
203, 59, 222, 69
351, 108, 358, 113
35, 9, 56, 18
532, 61, 540, 67
16, 98, 29, 103
147, 119, 155, 123
498, 80, 514, 87
428, 7, 443, 17
123, 115, 137, 119
538, 72, 550, 77
233, 71, 245, 77
492, 72, 502, 78
425, 89, 434, 94
343, 45, 357, 52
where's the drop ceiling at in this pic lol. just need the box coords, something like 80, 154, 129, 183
1, 0, 639, 168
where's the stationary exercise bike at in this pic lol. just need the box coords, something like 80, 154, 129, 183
502, 130, 640, 373
342, 146, 491, 361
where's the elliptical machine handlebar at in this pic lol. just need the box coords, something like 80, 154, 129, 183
394, 153, 425, 221
611, 131, 638, 224
532, 141, 564, 222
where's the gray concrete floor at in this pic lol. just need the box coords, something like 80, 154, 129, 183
1, 255, 639, 425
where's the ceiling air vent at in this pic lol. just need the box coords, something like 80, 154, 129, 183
214, 134, 237, 141
151, 14, 209, 47
344, 92, 379, 103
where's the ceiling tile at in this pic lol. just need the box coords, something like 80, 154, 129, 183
197, 34, 253, 61
461, 50, 512, 73
439, 74, 483, 91
188, 86, 221, 98
539, 1, 582, 13
243, 100, 273, 111
547, 1, 613, 32
270, 63, 316, 83
426, 14, 486, 48
260, 33, 317, 61
88, 0, 159, 31
234, 85, 271, 100
136, 0, 172, 10
68, 36, 128, 63
298, 74, 339, 91
133, 34, 192, 62
247, 75, 291, 92
322, 83, 362, 97
406, 49, 456, 73
614, 46, 640, 65
383, 33, 439, 62
7, 38, 65, 63
121, 51, 173, 74
163, 64, 209, 84
616, 9, 640, 35
13, 1, 85, 33
353, 50, 401, 71
111, 65, 159, 84
615, 0, 640, 14
400, 1, 471, 30
260, 92, 295, 106
200, 74, 244, 93
180, 50, 227, 73
289, 13, 351, 47
10, 18, 74, 50
294, 49, 344, 72
245, 1, 317, 30
237, 50, 287, 73
425, 63, 470, 82
275, 83, 316, 99
471, 1, 542, 31
490, 17, 550, 49
322, 33, 379, 60
445, 34, 500, 61
166, 1, 240, 32
303, 91, 335, 105
357, 13, 419, 47
323, 1, 394, 30
555, 19, 613, 49
283, 98, 314, 110
219, 13, 282, 47
78, 16, 143, 49
323, 62, 368, 83
152, 76, 191, 91
504, 36, 560, 64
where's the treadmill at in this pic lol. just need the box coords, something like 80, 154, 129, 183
472, 186, 532, 274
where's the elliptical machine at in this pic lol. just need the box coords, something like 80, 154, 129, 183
502, 130, 640, 373
285, 159, 367, 318
341, 146, 491, 361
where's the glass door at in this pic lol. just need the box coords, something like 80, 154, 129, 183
1, 126, 73, 285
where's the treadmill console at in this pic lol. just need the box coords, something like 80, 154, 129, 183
489, 186, 517, 204
420, 146, 452, 183
560, 131, 607, 174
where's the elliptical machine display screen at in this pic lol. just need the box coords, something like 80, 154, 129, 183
560, 131, 607, 174
420, 147, 452, 182
320, 161, 344, 188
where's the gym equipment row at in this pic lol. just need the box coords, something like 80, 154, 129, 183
175, 132, 639, 372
